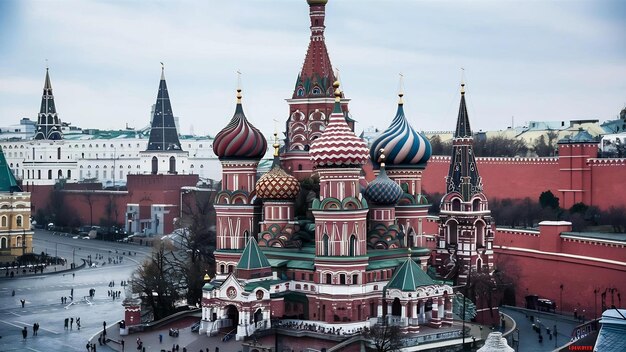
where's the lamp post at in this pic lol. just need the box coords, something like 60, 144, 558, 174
560, 284, 564, 314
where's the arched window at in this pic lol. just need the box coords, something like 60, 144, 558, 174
475, 221, 485, 248
1, 216, 6, 227
58, 170, 63, 179
472, 198, 481, 211
339, 274, 346, 285
169, 156, 176, 174
352, 274, 358, 285
48, 170, 52, 179
325, 273, 332, 284
297, 87, 304, 97
312, 87, 321, 95
447, 221, 458, 244
452, 198, 461, 211
0, 237, 7, 249
151, 156, 158, 174
322, 234, 329, 256
16, 215, 23, 227
349, 235, 357, 257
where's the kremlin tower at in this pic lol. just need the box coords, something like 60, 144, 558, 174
139, 66, 189, 175
436, 83, 495, 286
34, 68, 63, 141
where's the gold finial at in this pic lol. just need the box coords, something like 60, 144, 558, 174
236, 70, 242, 103
408, 248, 412, 258
460, 67, 465, 95
378, 148, 386, 168
203, 272, 211, 282
398, 73, 404, 105
333, 80, 341, 103
273, 132, 280, 157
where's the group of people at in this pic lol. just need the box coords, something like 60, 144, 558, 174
63, 317, 81, 330
20, 323, 40, 340
61, 296, 72, 304
109, 289, 122, 300
85, 342, 98, 352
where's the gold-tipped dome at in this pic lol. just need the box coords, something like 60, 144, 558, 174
255, 133, 301, 200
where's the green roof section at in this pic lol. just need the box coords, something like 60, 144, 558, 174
0, 147, 22, 192
386, 257, 435, 292
237, 237, 271, 270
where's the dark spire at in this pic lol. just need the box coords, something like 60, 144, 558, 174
292, 0, 337, 99
454, 83, 472, 138
445, 83, 483, 201
146, 65, 182, 152
34, 68, 63, 140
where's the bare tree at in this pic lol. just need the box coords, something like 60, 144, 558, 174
363, 323, 403, 352
131, 245, 183, 321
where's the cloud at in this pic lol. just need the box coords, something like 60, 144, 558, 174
0, 0, 624, 138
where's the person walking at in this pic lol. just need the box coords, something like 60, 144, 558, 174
70, 317, 74, 330
20, 299, 25, 308
64, 318, 69, 330
159, 333, 163, 343
76, 317, 81, 330
22, 326, 27, 340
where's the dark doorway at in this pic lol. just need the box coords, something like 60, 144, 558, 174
392, 298, 402, 316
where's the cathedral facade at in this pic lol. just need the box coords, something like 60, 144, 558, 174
200, 0, 461, 341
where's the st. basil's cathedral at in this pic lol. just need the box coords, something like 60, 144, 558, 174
200, 0, 494, 341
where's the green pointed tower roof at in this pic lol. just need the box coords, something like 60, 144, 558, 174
237, 237, 271, 270
386, 256, 434, 292
0, 147, 22, 193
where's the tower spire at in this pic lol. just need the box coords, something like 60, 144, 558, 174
146, 66, 182, 152
34, 67, 62, 140
446, 82, 482, 201
293, 0, 335, 98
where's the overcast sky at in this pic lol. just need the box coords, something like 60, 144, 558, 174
0, 0, 624, 138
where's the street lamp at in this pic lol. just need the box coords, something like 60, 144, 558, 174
560, 284, 564, 314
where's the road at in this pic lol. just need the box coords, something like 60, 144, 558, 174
0, 230, 153, 351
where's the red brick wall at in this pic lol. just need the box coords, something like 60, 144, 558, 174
493, 225, 626, 319
422, 154, 625, 210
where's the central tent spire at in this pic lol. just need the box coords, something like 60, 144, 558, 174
146, 63, 182, 152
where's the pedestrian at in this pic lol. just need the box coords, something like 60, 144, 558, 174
86, 342, 90, 352
12, 290, 15, 296
159, 333, 163, 343
98, 334, 102, 345
64, 318, 69, 330
22, 326, 27, 340
72, 273, 75, 278
20, 299, 25, 308
121, 339, 125, 351
32, 323, 36, 336
77, 317, 81, 330
70, 317, 74, 330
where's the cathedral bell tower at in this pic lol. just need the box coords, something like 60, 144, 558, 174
282, 0, 354, 181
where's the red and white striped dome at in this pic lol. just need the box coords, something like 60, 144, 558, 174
309, 82, 369, 168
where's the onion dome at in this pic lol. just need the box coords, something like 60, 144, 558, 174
212, 89, 267, 160
364, 151, 403, 205
369, 92, 431, 169
255, 134, 301, 200
309, 81, 369, 167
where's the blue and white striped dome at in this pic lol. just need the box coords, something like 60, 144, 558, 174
370, 97, 431, 169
